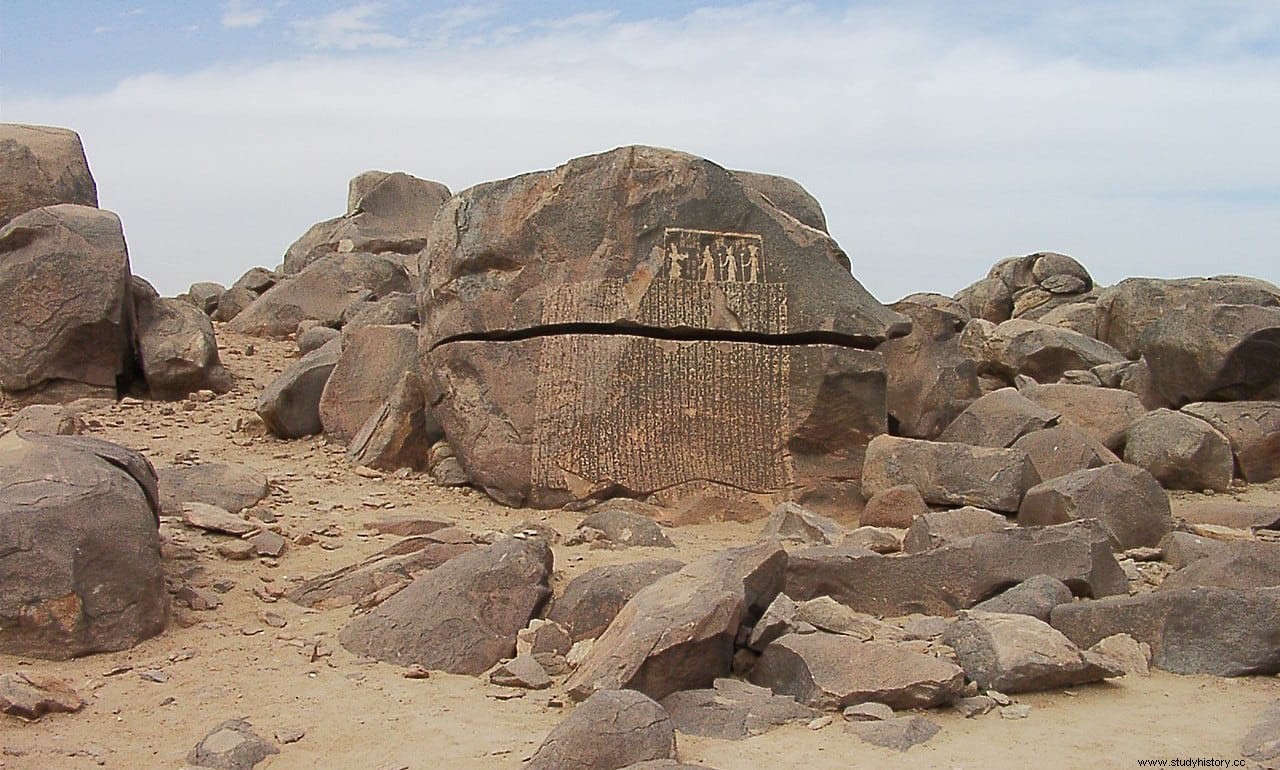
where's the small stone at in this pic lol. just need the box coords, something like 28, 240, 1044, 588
402, 665, 431, 679
845, 715, 941, 751
954, 695, 996, 718
843, 702, 895, 722
138, 670, 168, 683
218, 540, 256, 560
187, 719, 279, 769
1001, 704, 1032, 720
258, 611, 287, 629
182, 502, 256, 536
489, 654, 552, 690
987, 690, 1012, 706
249, 530, 287, 557
807, 715, 833, 730
0, 672, 86, 720
274, 728, 305, 745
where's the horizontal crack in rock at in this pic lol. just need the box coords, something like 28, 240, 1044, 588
429, 322, 882, 352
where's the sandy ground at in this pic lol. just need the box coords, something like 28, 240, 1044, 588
1, 326, 1277, 769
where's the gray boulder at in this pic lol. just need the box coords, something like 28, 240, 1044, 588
1018, 463, 1173, 550
937, 387, 1058, 448
134, 293, 232, 399
1181, 401, 1280, 484
943, 610, 1122, 693
902, 507, 1013, 554
255, 338, 341, 438
863, 434, 1041, 513
1123, 409, 1234, 492
0, 123, 97, 227
548, 559, 685, 642
527, 689, 676, 770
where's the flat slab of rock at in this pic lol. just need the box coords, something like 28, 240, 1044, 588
181, 503, 255, 535
0, 671, 85, 720
760, 501, 844, 545
1018, 383, 1145, 451
338, 535, 552, 673
187, 719, 278, 770
345, 371, 441, 471
660, 678, 813, 739
548, 559, 685, 642
1018, 463, 1173, 550
845, 715, 941, 752
1159, 541, 1280, 591
785, 520, 1126, 616
863, 434, 1041, 513
748, 632, 964, 710
943, 610, 1122, 693
937, 387, 1057, 448
1050, 586, 1280, 676
1010, 423, 1120, 482
1241, 701, 1280, 769
565, 541, 785, 700
157, 462, 269, 515
287, 540, 473, 609
2, 404, 86, 436
527, 689, 676, 770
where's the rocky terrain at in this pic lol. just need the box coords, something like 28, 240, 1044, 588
1, 123, 1279, 769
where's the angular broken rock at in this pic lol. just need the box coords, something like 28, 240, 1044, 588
569, 503, 675, 548
660, 678, 814, 739
297, 324, 339, 355
748, 593, 800, 651
1159, 541, 1280, 591
1087, 633, 1151, 676
747, 632, 964, 710
527, 689, 677, 770
795, 597, 907, 642
943, 610, 1122, 693
1018, 463, 1173, 550
1181, 400, 1280, 484
845, 715, 941, 752
565, 541, 785, 700
547, 559, 685, 642
339, 536, 552, 674
255, 337, 341, 439
489, 653, 552, 690
517, 619, 573, 658
972, 574, 1074, 621
1123, 409, 1234, 492
1018, 383, 1146, 452
902, 507, 1013, 554
759, 501, 844, 545
937, 387, 1058, 448
1050, 586, 1280, 676
0, 671, 85, 720
862, 435, 1041, 513
859, 483, 927, 529
784, 519, 1127, 616
346, 371, 442, 472
0, 432, 166, 659
133, 293, 232, 399
318, 323, 418, 444
181, 502, 255, 536
1009, 423, 1120, 482
0, 205, 135, 401
971, 319, 1126, 385
157, 462, 269, 515
1139, 302, 1280, 406
420, 146, 909, 509
0, 123, 98, 228
187, 719, 279, 770
287, 540, 473, 609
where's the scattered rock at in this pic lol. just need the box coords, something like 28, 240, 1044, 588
1160, 541, 1280, 591
1000, 704, 1032, 720
1087, 633, 1151, 676
297, 325, 339, 355
1124, 409, 1235, 492
748, 632, 964, 710
972, 319, 1126, 385
748, 593, 800, 651
526, 689, 676, 770
943, 610, 1122, 693
517, 619, 573, 658
568, 504, 675, 548
1018, 383, 1146, 452
795, 597, 907, 641
217, 541, 256, 561
845, 715, 941, 751
187, 719, 278, 770
862, 434, 1041, 513
841, 526, 901, 554
661, 678, 813, 739
0, 671, 85, 720
1241, 701, 1280, 769
489, 654, 552, 689
760, 501, 844, 545
1010, 423, 1120, 482
972, 574, 1073, 621
249, 530, 287, 558
1140, 302, 1280, 406
902, 507, 1013, 554
1018, 463, 1174, 550
181, 503, 255, 536
157, 462, 269, 515
134, 293, 232, 399
877, 297, 982, 440
859, 484, 927, 529
319, 323, 418, 444
843, 702, 895, 721
953, 695, 996, 718
231, 253, 410, 337
346, 371, 441, 471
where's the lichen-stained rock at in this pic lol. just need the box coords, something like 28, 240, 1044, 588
338, 535, 552, 673
318, 324, 418, 444
747, 632, 964, 710
0, 124, 98, 227
877, 297, 982, 440
230, 252, 410, 338
526, 689, 677, 770
1123, 409, 1235, 492
255, 338, 340, 439
0, 205, 135, 401
346, 371, 442, 471
420, 146, 908, 510
1018, 463, 1173, 550
937, 387, 1058, 448
0, 432, 166, 659
1182, 401, 1280, 483
1095, 276, 1280, 360
943, 610, 1122, 693
862, 435, 1041, 513
548, 559, 686, 642
1050, 587, 1280, 676
1140, 303, 1280, 406
565, 541, 785, 701
282, 170, 451, 274
784, 520, 1127, 616
134, 293, 232, 399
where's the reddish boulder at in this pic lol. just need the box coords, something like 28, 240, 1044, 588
318, 324, 417, 444
1182, 401, 1280, 483
1018, 463, 1173, 549
1123, 409, 1234, 492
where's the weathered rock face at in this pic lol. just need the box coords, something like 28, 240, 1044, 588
943, 610, 1121, 693
1010, 423, 1120, 482
967, 319, 1126, 386
956, 252, 1095, 326
230, 253, 410, 337
571, 504, 676, 548
937, 387, 1058, 448
0, 124, 98, 228
420, 147, 908, 510
0, 432, 166, 659
902, 507, 1013, 554
661, 678, 814, 739
748, 632, 964, 710
759, 502, 844, 546
345, 371, 441, 471
134, 294, 232, 399
1050, 587, 1280, 676
1018, 463, 1173, 550
1094, 276, 1280, 359
784, 520, 1127, 616
181, 281, 224, 315
1182, 401, 1280, 483
548, 559, 686, 642
955, 277, 1013, 324
1123, 409, 1234, 492
338, 535, 553, 673
0, 205, 136, 401
565, 541, 785, 700
1160, 541, 1280, 591
318, 324, 418, 444
255, 338, 341, 439
862, 435, 1041, 513
283, 170, 451, 274
1, 404, 86, 436
877, 298, 981, 440
730, 170, 828, 232
971, 574, 1074, 621
1140, 303, 1280, 406
526, 690, 677, 770
1018, 383, 1145, 452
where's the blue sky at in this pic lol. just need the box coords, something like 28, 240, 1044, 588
2, 1, 1278, 299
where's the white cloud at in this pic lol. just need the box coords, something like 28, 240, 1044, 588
291, 3, 408, 50
7, 3, 1279, 300
221, 0, 270, 29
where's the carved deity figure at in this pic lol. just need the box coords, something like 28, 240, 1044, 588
667, 243, 686, 280
721, 243, 739, 282
747, 244, 761, 284
701, 245, 716, 282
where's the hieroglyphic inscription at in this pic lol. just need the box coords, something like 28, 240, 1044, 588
663, 228, 766, 284
531, 336, 792, 493
539, 279, 788, 335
